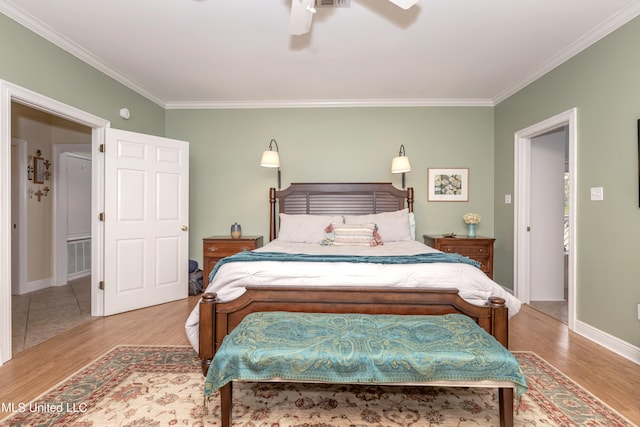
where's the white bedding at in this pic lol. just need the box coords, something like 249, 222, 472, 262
185, 239, 522, 351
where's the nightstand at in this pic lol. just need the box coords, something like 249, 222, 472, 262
423, 234, 495, 279
203, 235, 263, 285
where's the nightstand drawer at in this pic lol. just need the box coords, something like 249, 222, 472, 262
204, 240, 254, 256
423, 234, 495, 279
473, 256, 490, 274
439, 245, 489, 256
203, 235, 263, 285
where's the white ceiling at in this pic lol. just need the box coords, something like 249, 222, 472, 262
2, 0, 640, 108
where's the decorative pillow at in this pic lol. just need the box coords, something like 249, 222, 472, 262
344, 208, 412, 242
278, 214, 344, 243
330, 222, 378, 246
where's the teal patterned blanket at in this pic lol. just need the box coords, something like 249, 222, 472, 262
208, 251, 480, 283
204, 312, 528, 397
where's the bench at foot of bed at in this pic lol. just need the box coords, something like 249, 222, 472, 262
218, 381, 514, 427
204, 311, 527, 427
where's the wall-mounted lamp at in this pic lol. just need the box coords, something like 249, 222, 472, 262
260, 138, 281, 189
391, 144, 411, 189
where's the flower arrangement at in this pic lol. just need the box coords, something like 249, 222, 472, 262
463, 212, 481, 225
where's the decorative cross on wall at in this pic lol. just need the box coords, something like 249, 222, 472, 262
34, 190, 44, 202
44, 160, 51, 180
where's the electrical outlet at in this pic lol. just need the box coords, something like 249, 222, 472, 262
504, 194, 512, 204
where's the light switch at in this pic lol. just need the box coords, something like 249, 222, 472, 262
504, 194, 512, 204
590, 187, 604, 201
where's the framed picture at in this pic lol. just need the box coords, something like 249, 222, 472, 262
428, 168, 469, 201
33, 155, 45, 184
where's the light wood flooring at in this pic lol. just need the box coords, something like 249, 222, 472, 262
0, 297, 638, 424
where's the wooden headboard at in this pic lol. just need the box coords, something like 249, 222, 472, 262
269, 182, 414, 241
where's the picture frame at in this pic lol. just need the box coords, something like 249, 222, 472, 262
33, 155, 45, 184
427, 168, 469, 202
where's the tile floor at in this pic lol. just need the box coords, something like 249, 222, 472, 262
12, 276, 94, 355
528, 300, 568, 325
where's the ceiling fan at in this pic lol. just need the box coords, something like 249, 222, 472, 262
289, 0, 419, 35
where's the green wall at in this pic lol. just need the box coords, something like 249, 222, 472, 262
165, 107, 495, 267
494, 17, 640, 346
4, 7, 638, 349
0, 13, 165, 135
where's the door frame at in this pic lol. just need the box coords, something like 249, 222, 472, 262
10, 138, 27, 295
0, 80, 109, 365
514, 107, 577, 330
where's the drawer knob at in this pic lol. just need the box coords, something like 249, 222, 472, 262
479, 248, 484, 253
240, 247, 250, 251
207, 246, 218, 252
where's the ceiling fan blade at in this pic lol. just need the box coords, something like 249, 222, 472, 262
387, 0, 418, 9
290, 0, 315, 35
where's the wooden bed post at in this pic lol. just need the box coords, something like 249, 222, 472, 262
407, 187, 414, 212
199, 292, 217, 376
220, 383, 233, 427
489, 296, 509, 348
269, 187, 277, 241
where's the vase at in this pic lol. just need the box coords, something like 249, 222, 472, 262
467, 223, 476, 237
230, 223, 242, 239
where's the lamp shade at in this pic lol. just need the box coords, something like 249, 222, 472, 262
391, 155, 411, 173
260, 150, 280, 168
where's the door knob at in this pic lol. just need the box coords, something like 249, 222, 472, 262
181, 225, 188, 231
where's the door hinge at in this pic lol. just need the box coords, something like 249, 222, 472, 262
99, 143, 105, 153
99, 281, 105, 290
99, 212, 105, 221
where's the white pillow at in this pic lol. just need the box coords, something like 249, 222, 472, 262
409, 212, 416, 240
344, 208, 412, 242
278, 214, 344, 243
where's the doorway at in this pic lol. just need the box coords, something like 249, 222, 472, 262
10, 104, 94, 355
514, 108, 577, 330
527, 126, 569, 324
0, 80, 109, 365
1, 80, 190, 366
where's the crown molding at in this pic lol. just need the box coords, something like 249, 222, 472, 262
0, 1, 495, 110
0, 1, 165, 107
493, 1, 640, 105
165, 98, 495, 109
4, 0, 640, 110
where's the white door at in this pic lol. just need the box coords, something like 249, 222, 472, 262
103, 129, 189, 315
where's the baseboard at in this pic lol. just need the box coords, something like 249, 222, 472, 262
501, 285, 514, 295
574, 320, 640, 365
68, 271, 90, 281
18, 278, 51, 295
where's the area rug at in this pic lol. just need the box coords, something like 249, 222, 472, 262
1, 345, 635, 426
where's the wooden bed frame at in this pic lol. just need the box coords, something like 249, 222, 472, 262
268, 182, 414, 241
198, 182, 512, 425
